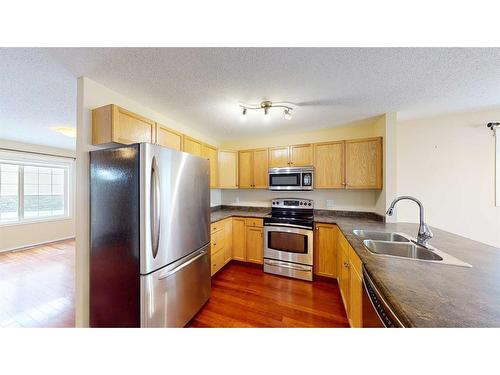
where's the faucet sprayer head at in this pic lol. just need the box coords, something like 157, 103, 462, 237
386, 207, 394, 216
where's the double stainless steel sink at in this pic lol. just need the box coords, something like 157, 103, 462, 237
353, 230, 471, 267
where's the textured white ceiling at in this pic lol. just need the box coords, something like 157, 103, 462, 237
2, 48, 500, 150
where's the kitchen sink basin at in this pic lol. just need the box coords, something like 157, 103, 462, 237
353, 230, 410, 242
363, 240, 443, 261
353, 229, 472, 267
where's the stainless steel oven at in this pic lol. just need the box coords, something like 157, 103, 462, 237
263, 198, 314, 281
268, 167, 313, 191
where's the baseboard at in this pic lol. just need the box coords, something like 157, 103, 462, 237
0, 236, 75, 254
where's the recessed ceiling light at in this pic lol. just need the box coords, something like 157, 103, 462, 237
50, 126, 76, 138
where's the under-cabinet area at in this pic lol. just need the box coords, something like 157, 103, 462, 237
91, 104, 383, 190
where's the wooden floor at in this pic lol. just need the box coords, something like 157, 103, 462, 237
0, 240, 348, 328
188, 262, 349, 328
0, 239, 75, 328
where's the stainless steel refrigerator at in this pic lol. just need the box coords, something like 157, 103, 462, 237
89, 143, 211, 327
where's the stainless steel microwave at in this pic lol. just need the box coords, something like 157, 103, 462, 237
268, 167, 314, 191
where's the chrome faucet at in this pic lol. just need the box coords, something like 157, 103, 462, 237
386, 196, 433, 247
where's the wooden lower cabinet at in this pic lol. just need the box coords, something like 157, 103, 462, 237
229, 217, 263, 264
210, 218, 233, 276
231, 218, 247, 261
246, 226, 263, 264
334, 226, 364, 327
314, 223, 338, 278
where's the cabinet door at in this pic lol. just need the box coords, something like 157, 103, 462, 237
246, 226, 263, 264
114, 105, 155, 144
218, 150, 238, 189
238, 150, 253, 188
223, 219, 232, 264
349, 266, 363, 328
183, 136, 203, 157
314, 141, 345, 188
232, 218, 246, 261
156, 123, 182, 151
340, 248, 350, 316
202, 144, 218, 188
252, 148, 269, 188
314, 224, 338, 278
345, 137, 382, 189
290, 144, 313, 166
269, 146, 290, 167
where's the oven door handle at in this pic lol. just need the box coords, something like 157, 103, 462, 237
265, 259, 311, 271
264, 223, 313, 230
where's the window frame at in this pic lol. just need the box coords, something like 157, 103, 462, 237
0, 154, 73, 227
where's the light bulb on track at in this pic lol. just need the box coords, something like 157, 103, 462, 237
240, 107, 247, 122
283, 109, 292, 120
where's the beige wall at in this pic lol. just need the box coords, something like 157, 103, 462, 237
396, 107, 500, 248
0, 139, 75, 252
220, 115, 386, 212
220, 115, 385, 150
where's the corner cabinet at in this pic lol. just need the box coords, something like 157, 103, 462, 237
92, 104, 155, 145
202, 144, 218, 188
345, 137, 383, 189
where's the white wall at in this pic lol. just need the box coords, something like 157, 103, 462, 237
0, 139, 76, 252
210, 189, 221, 207
221, 189, 377, 211
396, 107, 500, 248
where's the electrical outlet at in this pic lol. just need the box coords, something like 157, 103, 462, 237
326, 199, 334, 209
235, 196, 240, 204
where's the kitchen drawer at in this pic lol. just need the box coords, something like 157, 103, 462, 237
245, 217, 263, 227
210, 221, 224, 234
210, 229, 225, 254
211, 249, 225, 276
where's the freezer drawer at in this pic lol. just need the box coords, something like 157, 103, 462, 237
140, 245, 211, 328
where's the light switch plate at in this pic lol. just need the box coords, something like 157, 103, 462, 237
326, 199, 334, 209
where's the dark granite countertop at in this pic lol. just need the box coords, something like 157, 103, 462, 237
212, 207, 500, 327
210, 206, 270, 223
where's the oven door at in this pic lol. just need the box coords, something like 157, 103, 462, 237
264, 225, 313, 265
269, 172, 302, 190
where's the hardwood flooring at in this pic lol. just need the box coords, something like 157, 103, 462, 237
0, 239, 75, 328
0, 241, 348, 328
188, 262, 349, 328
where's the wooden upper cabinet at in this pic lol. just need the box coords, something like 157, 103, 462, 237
252, 148, 268, 188
92, 104, 155, 145
183, 136, 203, 157
290, 144, 313, 166
345, 137, 383, 189
202, 144, 218, 188
314, 141, 345, 188
238, 150, 253, 188
269, 146, 290, 168
218, 150, 238, 189
238, 148, 268, 189
314, 223, 338, 278
155, 123, 182, 151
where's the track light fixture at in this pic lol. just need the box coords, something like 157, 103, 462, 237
239, 100, 294, 122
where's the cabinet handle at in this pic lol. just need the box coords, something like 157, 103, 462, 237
344, 261, 349, 268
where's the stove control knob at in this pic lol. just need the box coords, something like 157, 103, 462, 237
308, 202, 312, 206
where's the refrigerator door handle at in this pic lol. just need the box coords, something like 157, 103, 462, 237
150, 156, 161, 258
158, 250, 208, 280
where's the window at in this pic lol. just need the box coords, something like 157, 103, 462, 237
0, 156, 71, 224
